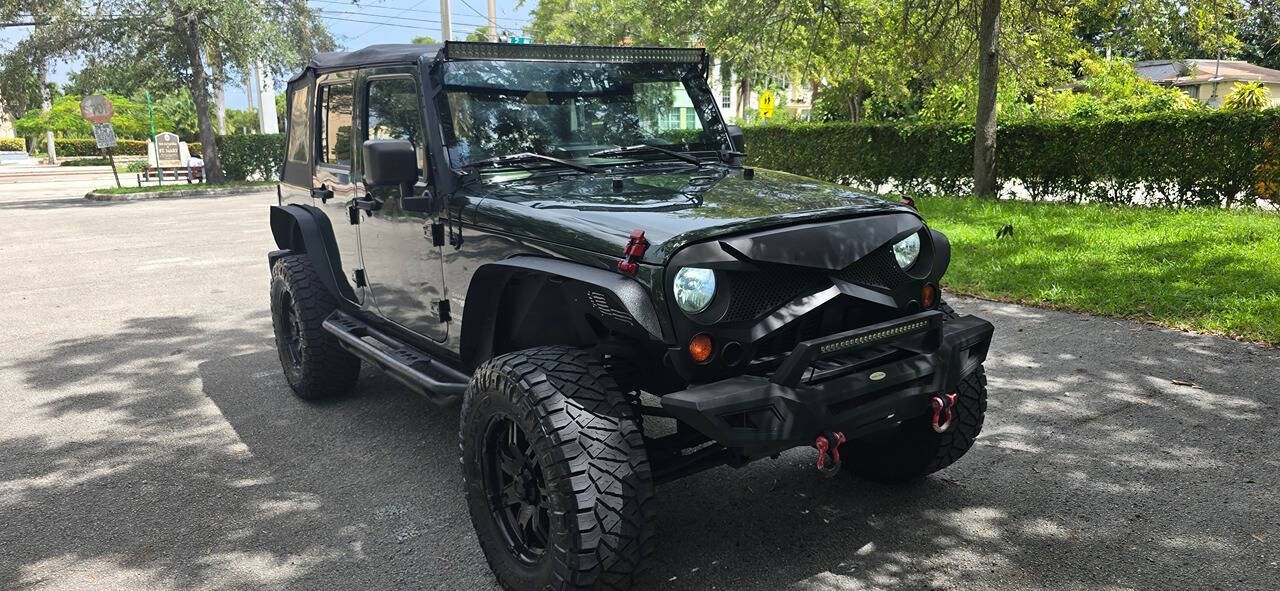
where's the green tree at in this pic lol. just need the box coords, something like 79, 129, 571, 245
411, 36, 438, 45
465, 26, 492, 42
1238, 0, 1280, 70
1222, 80, 1271, 109
152, 90, 199, 140
226, 108, 260, 134
13, 94, 172, 140
2, 0, 333, 183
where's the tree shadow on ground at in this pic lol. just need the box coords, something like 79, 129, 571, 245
638, 299, 1280, 590
3, 301, 1277, 590
0, 313, 496, 590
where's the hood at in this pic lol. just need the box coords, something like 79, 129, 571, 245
465, 166, 916, 265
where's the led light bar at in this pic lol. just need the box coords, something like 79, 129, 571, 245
443, 41, 704, 64
818, 320, 931, 355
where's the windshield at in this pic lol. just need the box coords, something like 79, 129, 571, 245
439, 60, 729, 168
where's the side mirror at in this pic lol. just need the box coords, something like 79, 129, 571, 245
363, 139, 435, 212
363, 139, 417, 189
726, 124, 746, 154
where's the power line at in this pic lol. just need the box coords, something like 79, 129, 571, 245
456, 0, 499, 29
352, 0, 431, 39
308, 0, 529, 23
316, 7, 531, 29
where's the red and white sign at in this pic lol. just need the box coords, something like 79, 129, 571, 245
80, 95, 114, 124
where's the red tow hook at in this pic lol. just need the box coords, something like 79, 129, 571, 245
814, 431, 846, 477
931, 393, 958, 433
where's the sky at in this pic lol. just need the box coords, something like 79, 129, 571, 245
1, 0, 538, 110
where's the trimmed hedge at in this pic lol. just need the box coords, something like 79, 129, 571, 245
0, 138, 24, 151
60, 158, 111, 166
743, 110, 1280, 207
52, 138, 148, 157
215, 134, 283, 181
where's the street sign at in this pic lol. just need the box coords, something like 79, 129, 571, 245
758, 91, 776, 119
506, 36, 533, 44
155, 132, 181, 166
92, 123, 117, 148
80, 95, 114, 124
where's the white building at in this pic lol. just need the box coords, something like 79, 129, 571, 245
706, 58, 814, 123
1135, 59, 1280, 108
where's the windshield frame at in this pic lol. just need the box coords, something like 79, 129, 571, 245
430, 58, 734, 175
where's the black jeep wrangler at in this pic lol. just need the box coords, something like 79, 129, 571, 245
270, 42, 994, 589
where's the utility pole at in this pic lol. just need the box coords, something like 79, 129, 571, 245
245, 68, 256, 119
487, 0, 497, 41
258, 60, 278, 134
440, 0, 452, 41
32, 5, 56, 165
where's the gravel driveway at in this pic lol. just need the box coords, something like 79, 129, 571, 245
1, 187, 1276, 590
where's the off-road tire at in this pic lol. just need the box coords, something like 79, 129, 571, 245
269, 255, 361, 400
460, 346, 655, 591
847, 299, 988, 482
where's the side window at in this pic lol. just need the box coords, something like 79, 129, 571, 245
286, 84, 309, 163
365, 77, 424, 172
317, 82, 353, 166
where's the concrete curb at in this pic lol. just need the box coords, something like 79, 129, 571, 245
84, 185, 272, 202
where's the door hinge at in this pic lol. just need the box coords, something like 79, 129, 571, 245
436, 299, 451, 323
430, 222, 445, 247
353, 268, 366, 287
348, 204, 360, 225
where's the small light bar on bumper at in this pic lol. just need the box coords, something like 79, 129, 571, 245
659, 311, 994, 458
443, 41, 706, 64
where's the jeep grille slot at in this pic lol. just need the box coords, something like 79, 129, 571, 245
832, 247, 912, 290
722, 269, 829, 323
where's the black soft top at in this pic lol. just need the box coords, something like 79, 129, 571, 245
292, 44, 442, 79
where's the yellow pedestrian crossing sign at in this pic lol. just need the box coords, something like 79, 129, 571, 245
759, 90, 775, 119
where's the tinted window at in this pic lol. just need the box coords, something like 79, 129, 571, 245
286, 84, 309, 163
439, 61, 726, 167
365, 77, 424, 172
367, 78, 420, 146
317, 83, 353, 166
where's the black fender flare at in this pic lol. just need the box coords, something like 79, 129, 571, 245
929, 227, 952, 280
268, 204, 356, 302
459, 256, 670, 371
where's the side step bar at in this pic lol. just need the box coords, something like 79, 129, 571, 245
322, 311, 469, 405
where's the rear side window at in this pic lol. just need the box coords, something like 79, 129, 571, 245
286, 84, 310, 163
317, 83, 353, 166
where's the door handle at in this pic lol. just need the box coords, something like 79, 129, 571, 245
311, 187, 333, 201
353, 196, 382, 212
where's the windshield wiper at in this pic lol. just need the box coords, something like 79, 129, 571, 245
589, 144, 702, 166
467, 152, 602, 174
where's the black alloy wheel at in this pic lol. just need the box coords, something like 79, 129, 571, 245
481, 414, 552, 565
278, 291, 304, 369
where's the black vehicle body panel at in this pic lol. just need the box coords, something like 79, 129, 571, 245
273, 41, 995, 470
461, 167, 916, 265
662, 311, 993, 458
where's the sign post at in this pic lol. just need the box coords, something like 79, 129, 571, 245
80, 95, 122, 188
146, 90, 161, 186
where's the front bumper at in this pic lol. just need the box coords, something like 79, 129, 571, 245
660, 310, 994, 458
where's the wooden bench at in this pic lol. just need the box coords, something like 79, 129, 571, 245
136, 166, 204, 186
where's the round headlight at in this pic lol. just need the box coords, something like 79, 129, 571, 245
892, 233, 922, 269
673, 267, 716, 314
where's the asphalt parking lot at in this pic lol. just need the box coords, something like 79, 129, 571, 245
1, 185, 1277, 590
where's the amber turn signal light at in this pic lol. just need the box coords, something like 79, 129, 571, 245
921, 283, 938, 309
688, 334, 713, 363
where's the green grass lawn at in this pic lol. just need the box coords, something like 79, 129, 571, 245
93, 180, 274, 195
916, 196, 1280, 345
